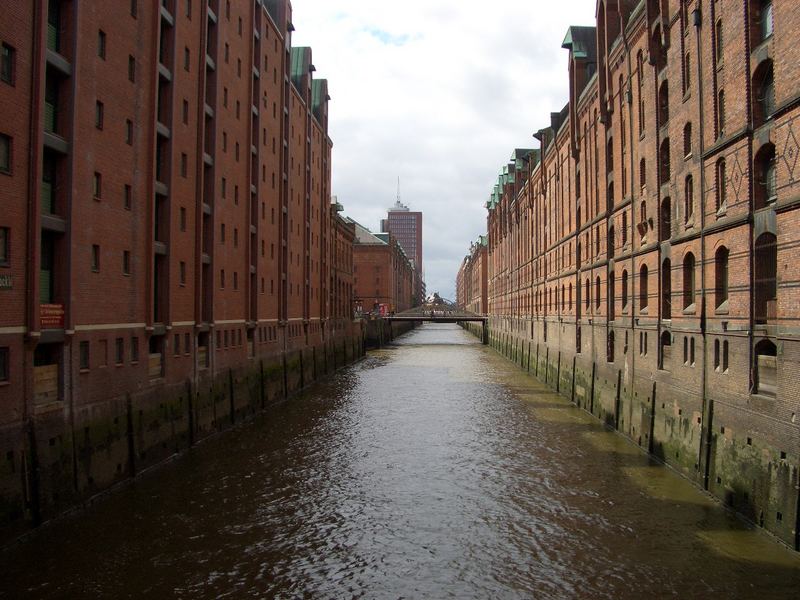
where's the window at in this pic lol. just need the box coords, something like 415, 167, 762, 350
131, 336, 139, 362
0, 133, 10, 174
754, 61, 775, 127
684, 175, 694, 222
223, 87, 228, 107
237, 58, 241, 77
722, 341, 729, 372
184, 47, 190, 71
184, 333, 190, 355
659, 138, 670, 182
760, 0, 773, 41
690, 336, 695, 365
173, 333, 180, 356
754, 233, 777, 323
658, 80, 669, 124
233, 271, 238, 290
0, 227, 8, 266
220, 223, 225, 242
683, 122, 692, 157
683, 252, 695, 309
95, 101, 104, 129
186, 0, 192, 19
0, 346, 8, 382
595, 276, 601, 309
220, 269, 225, 288
662, 258, 672, 319
607, 331, 615, 363
640, 264, 649, 310
714, 339, 720, 370
180, 152, 187, 177
180, 206, 186, 231
91, 244, 100, 271
660, 331, 671, 370
221, 177, 226, 198
639, 158, 646, 191
123, 250, 131, 275
128, 55, 136, 82
125, 119, 133, 144
124, 184, 132, 210
79, 341, 90, 370
715, 246, 729, 309
180, 261, 186, 285
717, 89, 725, 137
622, 270, 629, 308
98, 30, 106, 59
115, 338, 124, 365
182, 99, 189, 124
1, 43, 16, 85
716, 159, 726, 211
684, 53, 691, 92
637, 50, 645, 134
130, 0, 138, 18
715, 19, 723, 62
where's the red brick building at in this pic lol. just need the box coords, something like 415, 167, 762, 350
0, 0, 359, 538
330, 197, 355, 326
456, 235, 488, 315
352, 220, 414, 315
458, 0, 800, 549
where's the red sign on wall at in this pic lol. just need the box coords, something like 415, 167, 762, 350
40, 303, 65, 329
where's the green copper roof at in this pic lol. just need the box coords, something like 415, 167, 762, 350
311, 79, 328, 121
562, 26, 597, 61
290, 46, 312, 91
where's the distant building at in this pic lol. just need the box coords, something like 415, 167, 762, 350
351, 220, 414, 314
380, 198, 423, 304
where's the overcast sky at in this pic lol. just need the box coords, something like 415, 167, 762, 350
292, 1, 596, 300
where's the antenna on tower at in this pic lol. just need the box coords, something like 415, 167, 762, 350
396, 176, 401, 205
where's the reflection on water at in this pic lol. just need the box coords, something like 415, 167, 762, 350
2, 324, 798, 598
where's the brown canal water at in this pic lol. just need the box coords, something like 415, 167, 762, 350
2, 323, 799, 598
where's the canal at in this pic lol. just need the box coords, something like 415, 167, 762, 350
2, 323, 799, 598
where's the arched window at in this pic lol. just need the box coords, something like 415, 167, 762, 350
639, 158, 646, 192
595, 276, 601, 309
569, 283, 573, 311
661, 258, 672, 319
607, 330, 615, 363
717, 89, 726, 137
637, 50, 645, 134
660, 330, 671, 370
754, 233, 777, 323
753, 60, 774, 127
640, 264, 649, 310
714, 339, 721, 370
716, 159, 726, 211
609, 271, 616, 320
754, 339, 777, 396
658, 80, 669, 124
622, 269, 629, 308
660, 197, 671, 241
684, 175, 694, 222
659, 138, 671, 183
683, 122, 692, 157
561, 284, 565, 312
607, 138, 614, 173
608, 226, 615, 258
608, 182, 614, 208
622, 211, 628, 246
683, 252, 696, 309
715, 19, 724, 61
760, 0, 773, 41
585, 278, 590, 309
754, 144, 776, 208
715, 246, 729, 309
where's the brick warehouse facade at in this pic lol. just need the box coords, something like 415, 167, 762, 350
0, 0, 363, 540
352, 220, 415, 315
457, 0, 800, 549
